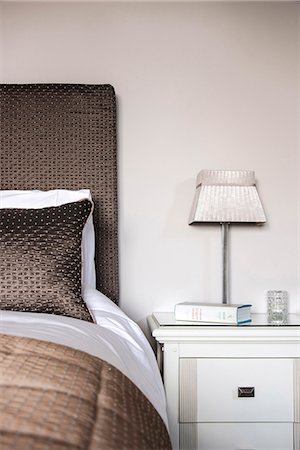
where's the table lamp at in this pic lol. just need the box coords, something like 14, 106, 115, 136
189, 170, 266, 304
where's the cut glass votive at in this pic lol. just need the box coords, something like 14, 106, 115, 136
267, 290, 288, 324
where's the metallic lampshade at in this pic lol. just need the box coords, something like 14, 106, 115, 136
189, 170, 266, 224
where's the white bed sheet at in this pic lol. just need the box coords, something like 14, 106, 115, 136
0, 289, 168, 427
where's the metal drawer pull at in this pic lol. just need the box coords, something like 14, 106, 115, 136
238, 387, 255, 398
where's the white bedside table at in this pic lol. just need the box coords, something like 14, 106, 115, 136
148, 313, 300, 450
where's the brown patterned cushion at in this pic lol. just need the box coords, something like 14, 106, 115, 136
0, 199, 93, 322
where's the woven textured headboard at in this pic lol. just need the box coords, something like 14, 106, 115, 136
0, 84, 118, 304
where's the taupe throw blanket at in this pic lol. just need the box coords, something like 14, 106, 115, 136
0, 334, 171, 450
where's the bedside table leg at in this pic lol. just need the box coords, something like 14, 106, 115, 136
295, 360, 300, 450
164, 343, 180, 450
294, 424, 300, 449
156, 342, 163, 374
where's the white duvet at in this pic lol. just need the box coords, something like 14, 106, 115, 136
0, 289, 168, 427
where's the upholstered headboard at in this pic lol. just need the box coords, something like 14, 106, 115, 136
0, 84, 118, 304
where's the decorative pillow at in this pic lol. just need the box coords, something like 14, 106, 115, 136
0, 189, 96, 289
0, 199, 94, 322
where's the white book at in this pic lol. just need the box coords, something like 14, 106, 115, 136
174, 302, 252, 324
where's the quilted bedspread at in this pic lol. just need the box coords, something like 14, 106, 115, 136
0, 334, 171, 450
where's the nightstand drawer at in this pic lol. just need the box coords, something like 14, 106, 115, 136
179, 358, 294, 422
180, 422, 294, 450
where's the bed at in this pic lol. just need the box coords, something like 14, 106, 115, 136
0, 84, 171, 450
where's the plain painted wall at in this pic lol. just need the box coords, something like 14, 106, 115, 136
1, 2, 299, 328
0, 4, 3, 79
298, 3, 300, 315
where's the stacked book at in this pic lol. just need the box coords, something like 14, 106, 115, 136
174, 302, 252, 325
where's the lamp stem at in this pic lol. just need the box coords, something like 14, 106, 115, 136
221, 222, 229, 304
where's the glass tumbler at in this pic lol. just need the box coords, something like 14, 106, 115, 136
267, 290, 288, 324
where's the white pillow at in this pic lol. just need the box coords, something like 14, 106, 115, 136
0, 189, 96, 289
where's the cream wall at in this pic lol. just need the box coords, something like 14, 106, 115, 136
0, 4, 3, 79
298, 3, 300, 313
1, 2, 299, 327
